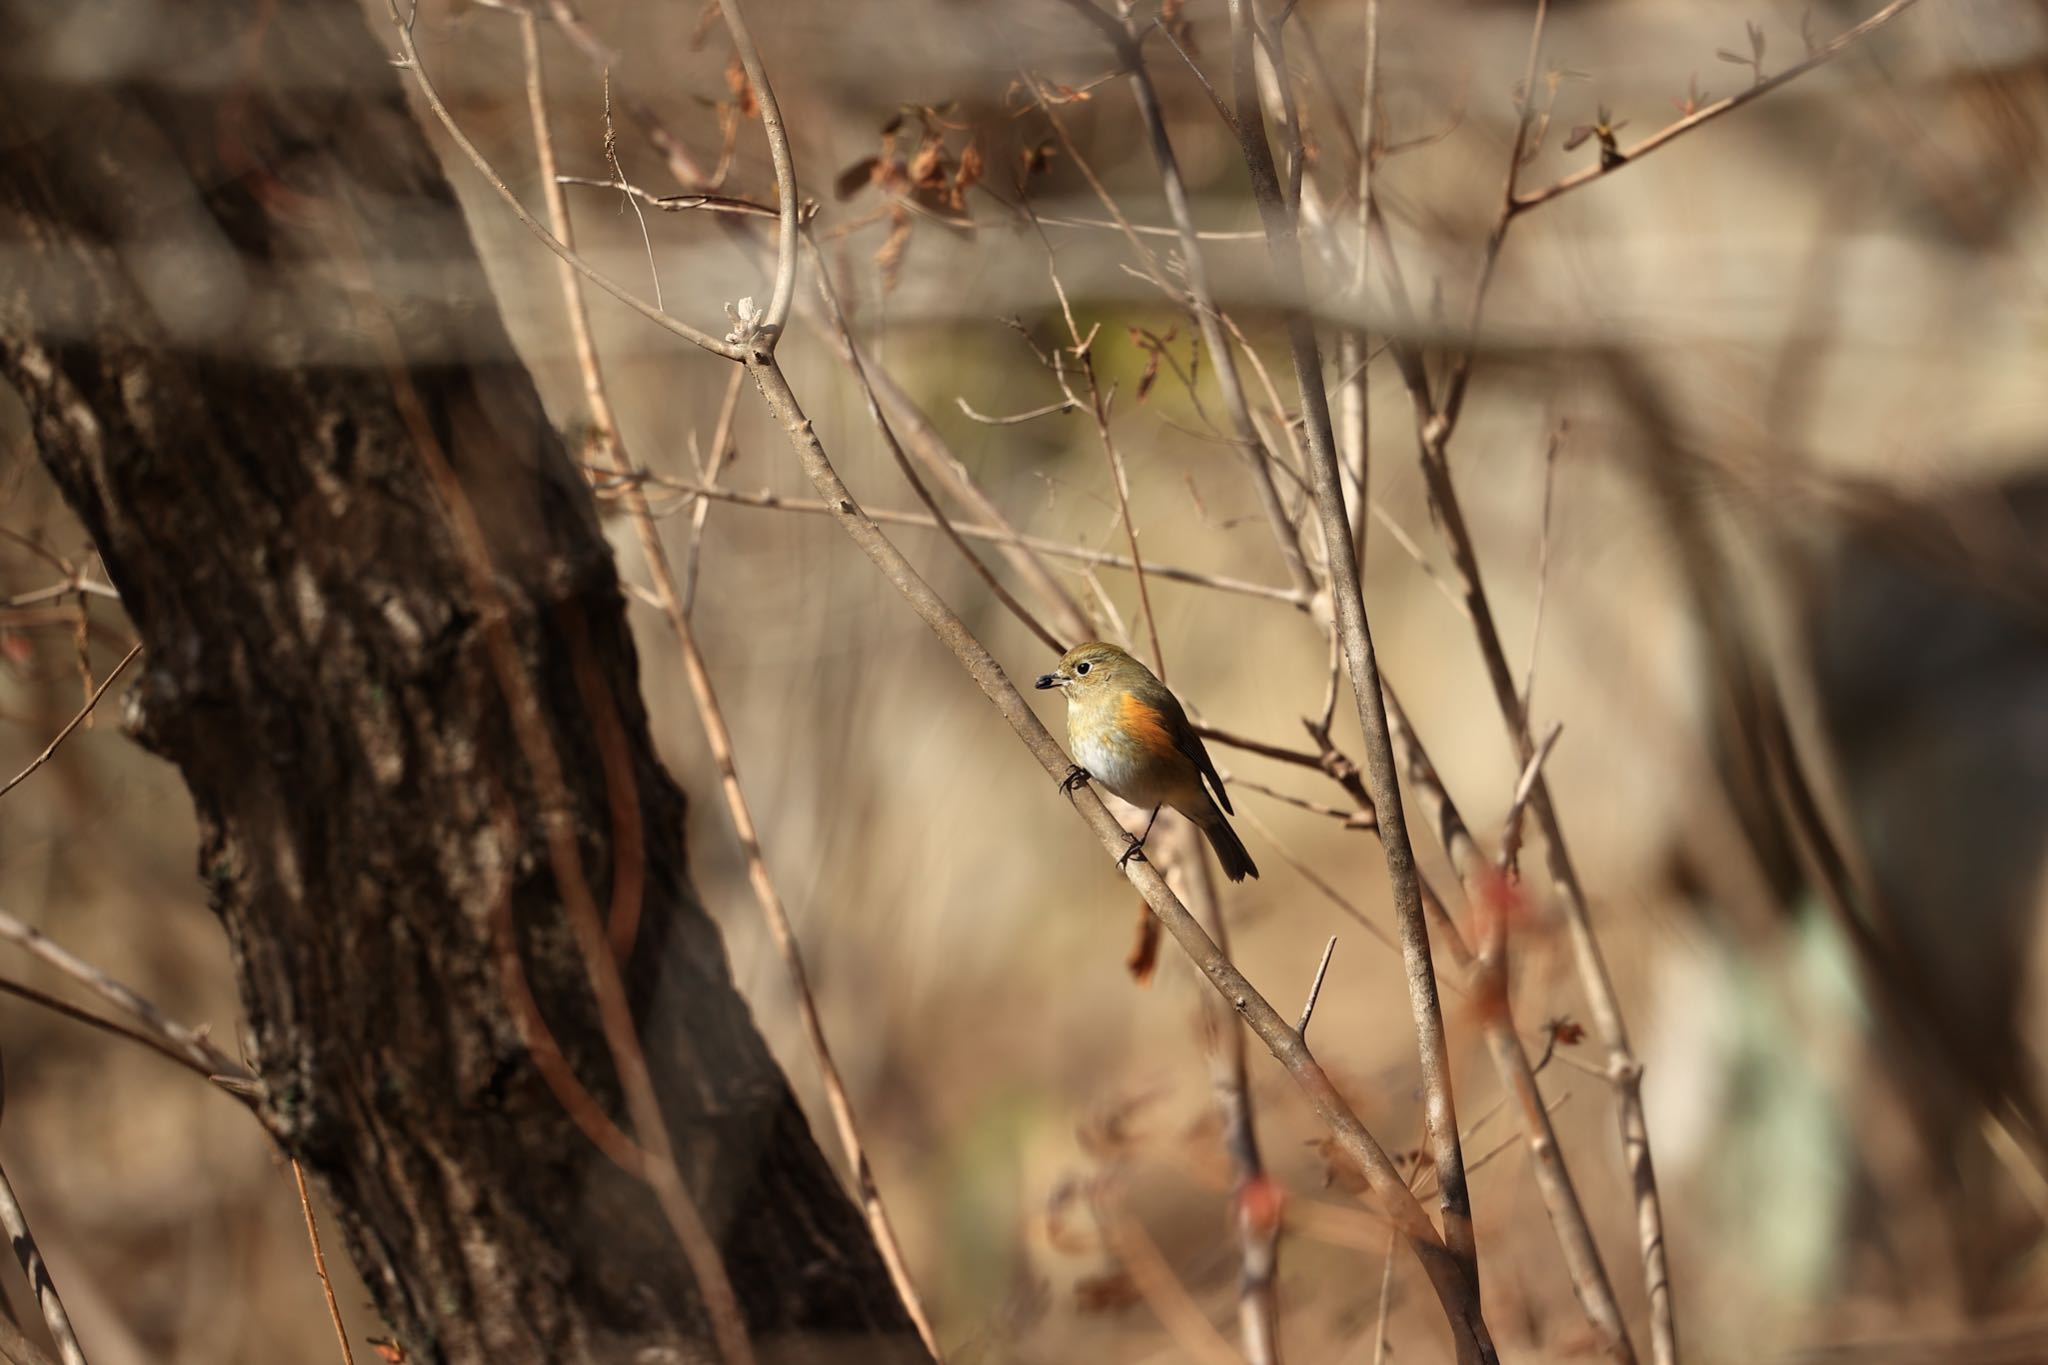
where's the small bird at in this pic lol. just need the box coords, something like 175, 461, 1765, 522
1035, 641, 1259, 882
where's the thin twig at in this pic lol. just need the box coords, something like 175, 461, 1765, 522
677, 366, 747, 619
1228, 773, 1372, 830
1296, 936, 1338, 1038
291, 1160, 357, 1365
1371, 1228, 1397, 1365
0, 530, 67, 576
718, 0, 797, 340
1234, 805, 1396, 955
1418, 1091, 1574, 1197
0, 642, 140, 801
0, 974, 253, 1098
1520, 424, 1566, 721
2, 581, 119, 609
953, 395, 1077, 426
1193, 724, 1326, 771
1014, 189, 1161, 670
1015, 67, 1169, 291
384, 4, 744, 360
1007, 208, 1267, 241
807, 232, 1066, 656
601, 73, 663, 311
1498, 722, 1564, 877
1152, 14, 1238, 137
554, 175, 782, 217
1429, 0, 1549, 435
0, 907, 252, 1087
1512, 0, 1928, 212
536, 0, 1101, 646
634, 480, 1306, 607
1063, 5, 1317, 597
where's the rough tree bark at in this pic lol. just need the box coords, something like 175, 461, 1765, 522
0, 2, 925, 1362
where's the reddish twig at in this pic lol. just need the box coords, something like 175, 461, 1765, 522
292, 1159, 357, 1365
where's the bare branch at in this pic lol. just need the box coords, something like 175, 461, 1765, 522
1012, 163, 1163, 670
383, 2, 745, 360
1513, 0, 1927, 212
677, 367, 748, 619
1498, 722, 1564, 877
1063, 8, 1317, 598
638, 480, 1307, 607
1296, 935, 1338, 1038
0, 974, 250, 1098
554, 176, 783, 217
717, 0, 799, 341
292, 1159, 358, 1365
1224, 0, 1482, 1320
953, 395, 1078, 426
0, 641, 140, 801
0, 1163, 84, 1365
0, 906, 254, 1088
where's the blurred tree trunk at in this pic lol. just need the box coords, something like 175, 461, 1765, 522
0, 3, 925, 1363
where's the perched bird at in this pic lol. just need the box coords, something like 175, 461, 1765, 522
1035, 641, 1259, 882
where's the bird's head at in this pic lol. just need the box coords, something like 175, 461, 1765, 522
1034, 641, 1142, 697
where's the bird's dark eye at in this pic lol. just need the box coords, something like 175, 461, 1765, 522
1075, 661, 1091, 675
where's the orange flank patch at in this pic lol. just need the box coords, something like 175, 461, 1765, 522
1116, 691, 1176, 758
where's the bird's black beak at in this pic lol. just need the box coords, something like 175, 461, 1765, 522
1034, 672, 1060, 690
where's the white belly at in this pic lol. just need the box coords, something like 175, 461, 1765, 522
1070, 715, 1170, 808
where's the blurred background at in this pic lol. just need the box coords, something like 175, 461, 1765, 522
2, 0, 2046, 1359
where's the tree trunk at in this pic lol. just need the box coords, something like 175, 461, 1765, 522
0, 3, 925, 1362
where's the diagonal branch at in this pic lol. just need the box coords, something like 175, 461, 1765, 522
1512, 0, 1926, 212
0, 641, 141, 801
0, 1161, 85, 1365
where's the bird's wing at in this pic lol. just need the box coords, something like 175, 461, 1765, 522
1154, 686, 1233, 816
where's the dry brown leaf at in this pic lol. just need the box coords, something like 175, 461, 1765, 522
951, 138, 984, 210
724, 54, 757, 119
908, 134, 949, 191
1074, 1272, 1141, 1314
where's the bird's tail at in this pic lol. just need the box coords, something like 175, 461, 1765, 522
1195, 802, 1259, 882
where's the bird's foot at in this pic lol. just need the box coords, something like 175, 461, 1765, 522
1117, 833, 1149, 870
1059, 765, 1091, 794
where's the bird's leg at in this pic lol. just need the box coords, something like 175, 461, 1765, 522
1059, 764, 1091, 793
1118, 806, 1163, 869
